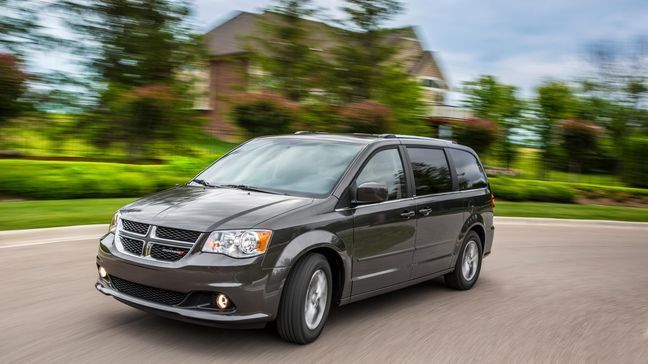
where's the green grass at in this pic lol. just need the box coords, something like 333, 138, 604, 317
495, 201, 648, 222
1, 198, 647, 231
0, 198, 136, 230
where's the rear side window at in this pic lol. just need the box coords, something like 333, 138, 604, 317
356, 149, 407, 200
406, 148, 452, 196
448, 149, 487, 190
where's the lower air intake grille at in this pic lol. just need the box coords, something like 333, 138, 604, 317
110, 276, 186, 306
120, 236, 144, 256
150, 244, 190, 262
155, 226, 201, 243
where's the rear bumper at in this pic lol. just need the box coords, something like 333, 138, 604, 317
96, 233, 288, 328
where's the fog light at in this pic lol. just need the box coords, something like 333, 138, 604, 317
98, 266, 107, 278
215, 293, 230, 309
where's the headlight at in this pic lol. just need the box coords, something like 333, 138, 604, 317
109, 212, 120, 233
202, 230, 272, 258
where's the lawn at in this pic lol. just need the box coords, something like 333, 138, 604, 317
1, 198, 647, 231
0, 198, 136, 230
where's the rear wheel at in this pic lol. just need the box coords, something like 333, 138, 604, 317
445, 231, 482, 290
276, 253, 332, 344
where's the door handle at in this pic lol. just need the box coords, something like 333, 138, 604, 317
400, 210, 416, 219
418, 207, 432, 216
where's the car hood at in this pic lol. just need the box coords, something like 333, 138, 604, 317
119, 186, 314, 232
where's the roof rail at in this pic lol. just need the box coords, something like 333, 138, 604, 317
294, 131, 313, 135
379, 134, 455, 143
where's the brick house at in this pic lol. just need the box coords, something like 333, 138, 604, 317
201, 11, 462, 140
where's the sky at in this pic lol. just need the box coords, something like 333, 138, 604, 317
193, 0, 648, 101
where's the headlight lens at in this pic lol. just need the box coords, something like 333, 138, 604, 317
202, 230, 272, 258
109, 212, 120, 233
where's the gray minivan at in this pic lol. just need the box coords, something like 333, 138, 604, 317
95, 132, 495, 344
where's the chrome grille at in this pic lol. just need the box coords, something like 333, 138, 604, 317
109, 276, 186, 306
155, 226, 201, 243
120, 236, 144, 255
121, 219, 149, 235
150, 244, 191, 262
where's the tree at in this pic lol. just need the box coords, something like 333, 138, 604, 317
453, 118, 498, 155
462, 75, 522, 168
247, 0, 325, 102
558, 119, 601, 174
534, 81, 577, 177
0, 0, 46, 54
0, 53, 27, 126
60, 0, 204, 157
231, 93, 299, 137
332, 0, 405, 101
337, 100, 393, 134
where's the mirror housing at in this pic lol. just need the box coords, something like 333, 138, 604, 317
354, 182, 388, 205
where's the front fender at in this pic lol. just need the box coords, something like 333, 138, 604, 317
265, 229, 353, 302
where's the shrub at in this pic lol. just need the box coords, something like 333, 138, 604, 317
557, 119, 602, 173
489, 178, 575, 203
337, 100, 393, 134
622, 136, 648, 188
231, 92, 299, 137
452, 117, 498, 155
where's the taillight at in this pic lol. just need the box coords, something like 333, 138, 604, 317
490, 193, 495, 209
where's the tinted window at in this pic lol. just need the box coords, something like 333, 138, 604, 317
407, 148, 452, 196
356, 149, 407, 201
448, 149, 487, 190
196, 138, 363, 196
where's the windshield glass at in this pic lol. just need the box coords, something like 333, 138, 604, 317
195, 138, 365, 197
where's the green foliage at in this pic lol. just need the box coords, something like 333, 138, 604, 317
231, 93, 298, 137
557, 119, 602, 173
374, 66, 429, 134
452, 118, 498, 155
0, 158, 217, 199
337, 100, 393, 134
0, 53, 27, 126
247, 0, 324, 102
493, 201, 648, 222
59, 0, 205, 157
331, 0, 405, 101
622, 136, 648, 188
462, 75, 522, 168
489, 177, 575, 203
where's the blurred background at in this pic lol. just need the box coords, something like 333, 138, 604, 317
0, 0, 647, 230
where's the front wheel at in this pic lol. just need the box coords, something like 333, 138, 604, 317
445, 231, 482, 290
276, 253, 332, 344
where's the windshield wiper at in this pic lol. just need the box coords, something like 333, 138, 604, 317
217, 184, 286, 195
191, 178, 214, 187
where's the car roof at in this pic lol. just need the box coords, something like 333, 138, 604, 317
262, 132, 458, 148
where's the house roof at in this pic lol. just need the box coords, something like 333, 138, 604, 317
204, 11, 447, 87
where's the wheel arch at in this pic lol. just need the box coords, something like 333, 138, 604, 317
271, 230, 352, 305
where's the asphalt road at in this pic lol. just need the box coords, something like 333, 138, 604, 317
1, 218, 648, 363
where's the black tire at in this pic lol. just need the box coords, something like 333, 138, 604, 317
445, 231, 483, 290
276, 253, 332, 344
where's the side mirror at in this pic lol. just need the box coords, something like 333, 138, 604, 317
354, 182, 388, 205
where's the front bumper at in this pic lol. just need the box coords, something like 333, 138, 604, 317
96, 233, 287, 328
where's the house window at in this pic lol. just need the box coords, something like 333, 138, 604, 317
419, 77, 444, 89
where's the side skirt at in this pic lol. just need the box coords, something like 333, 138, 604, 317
338, 268, 454, 305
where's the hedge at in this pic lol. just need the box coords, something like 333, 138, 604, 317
490, 177, 648, 203
2, 159, 648, 203
0, 158, 214, 199
489, 178, 575, 203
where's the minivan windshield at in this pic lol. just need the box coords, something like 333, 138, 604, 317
194, 138, 365, 197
